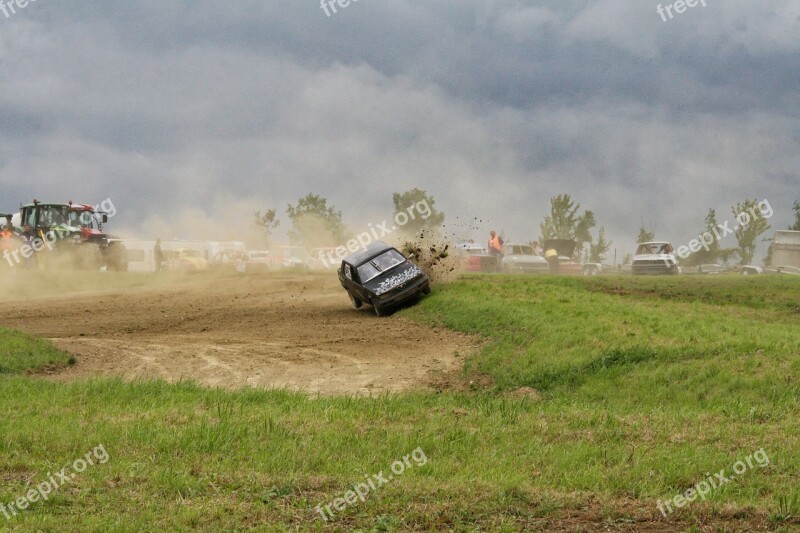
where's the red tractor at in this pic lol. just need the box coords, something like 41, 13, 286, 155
16, 200, 127, 270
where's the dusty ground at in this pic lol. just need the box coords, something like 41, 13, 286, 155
1, 272, 474, 395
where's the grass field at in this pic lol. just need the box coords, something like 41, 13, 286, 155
0, 327, 74, 374
1, 275, 799, 531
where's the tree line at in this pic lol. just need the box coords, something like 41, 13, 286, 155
253, 188, 445, 248
255, 191, 800, 267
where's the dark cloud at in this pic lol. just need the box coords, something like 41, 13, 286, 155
1, 0, 797, 257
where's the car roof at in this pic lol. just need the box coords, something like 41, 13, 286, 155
343, 241, 394, 266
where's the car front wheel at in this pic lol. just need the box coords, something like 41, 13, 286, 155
373, 303, 384, 317
348, 291, 362, 309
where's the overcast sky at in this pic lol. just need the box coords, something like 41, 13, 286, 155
1, 0, 798, 258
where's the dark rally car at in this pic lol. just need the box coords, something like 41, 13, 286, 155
338, 241, 431, 316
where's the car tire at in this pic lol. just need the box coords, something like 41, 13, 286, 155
348, 292, 362, 309
422, 285, 431, 295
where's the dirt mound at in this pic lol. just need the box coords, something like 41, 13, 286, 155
1, 272, 475, 395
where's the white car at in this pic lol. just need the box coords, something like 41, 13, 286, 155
237, 250, 276, 272
632, 242, 679, 275
501, 243, 549, 274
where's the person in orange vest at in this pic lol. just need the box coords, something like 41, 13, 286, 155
1, 224, 17, 266
488, 230, 503, 256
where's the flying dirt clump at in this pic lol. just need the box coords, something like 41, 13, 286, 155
398, 229, 460, 284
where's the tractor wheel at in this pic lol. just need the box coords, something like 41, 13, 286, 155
106, 243, 128, 272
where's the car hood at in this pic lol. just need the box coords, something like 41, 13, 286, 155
633, 253, 675, 262
543, 239, 576, 258
364, 262, 425, 296
504, 255, 547, 264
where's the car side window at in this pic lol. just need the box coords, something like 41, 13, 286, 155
344, 263, 352, 280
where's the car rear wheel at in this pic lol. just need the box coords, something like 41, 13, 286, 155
348, 291, 362, 309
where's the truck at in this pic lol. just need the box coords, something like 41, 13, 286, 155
14, 200, 126, 270
773, 230, 800, 274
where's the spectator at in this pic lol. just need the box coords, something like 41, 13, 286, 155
545, 247, 560, 274
154, 239, 163, 272
488, 230, 503, 256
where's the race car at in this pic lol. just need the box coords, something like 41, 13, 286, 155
338, 241, 430, 317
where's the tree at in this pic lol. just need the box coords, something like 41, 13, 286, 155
286, 194, 347, 247
732, 199, 771, 265
791, 201, 800, 231
539, 194, 596, 256
253, 209, 280, 242
391, 188, 445, 234
763, 242, 774, 267
589, 226, 612, 263
636, 223, 655, 244
685, 209, 730, 267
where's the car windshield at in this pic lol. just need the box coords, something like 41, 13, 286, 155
637, 243, 672, 255
357, 249, 406, 282
510, 245, 534, 256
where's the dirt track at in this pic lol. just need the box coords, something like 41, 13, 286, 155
1, 272, 474, 395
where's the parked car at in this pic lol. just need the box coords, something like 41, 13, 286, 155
338, 241, 430, 317
581, 262, 605, 276
163, 249, 209, 271
740, 265, 764, 276
271, 245, 309, 269
777, 265, 800, 276
501, 243, 549, 273
698, 264, 725, 275
210, 250, 239, 272
237, 250, 276, 272
632, 242, 679, 275
455, 243, 499, 272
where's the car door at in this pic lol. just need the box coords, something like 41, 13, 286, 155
341, 261, 358, 293
348, 263, 371, 301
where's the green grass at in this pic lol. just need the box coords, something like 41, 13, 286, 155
406, 275, 800, 403
1, 275, 799, 531
0, 327, 73, 374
